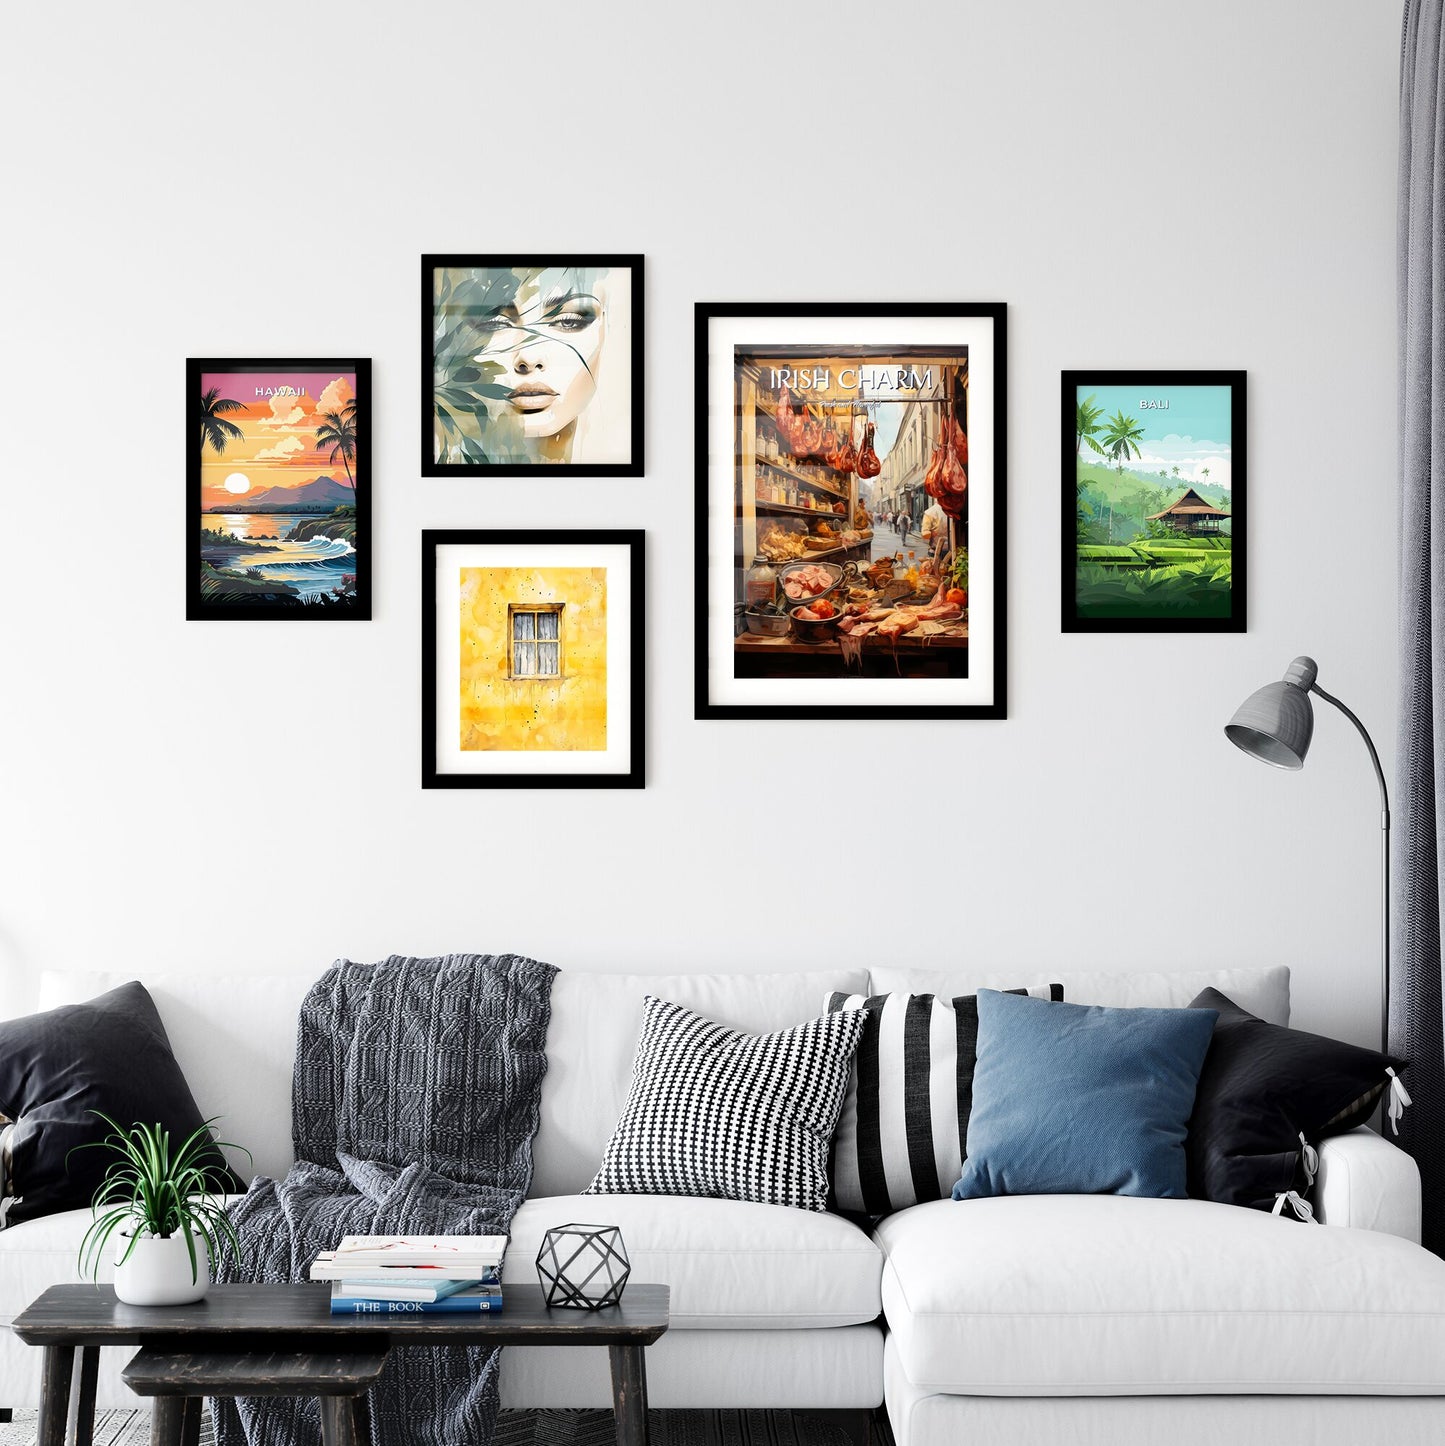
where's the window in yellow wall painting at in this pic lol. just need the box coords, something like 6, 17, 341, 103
423, 530, 643, 790
510, 604, 563, 679
458, 567, 606, 752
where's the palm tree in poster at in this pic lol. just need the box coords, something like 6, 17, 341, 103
199, 387, 246, 456
1172, 464, 1180, 478
1101, 409, 1147, 476
1201, 466, 1211, 486
316, 406, 358, 491
1075, 394, 1107, 457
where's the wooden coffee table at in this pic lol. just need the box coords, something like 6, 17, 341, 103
12, 1283, 670, 1446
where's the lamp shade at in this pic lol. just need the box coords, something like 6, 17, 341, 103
1224, 656, 1318, 770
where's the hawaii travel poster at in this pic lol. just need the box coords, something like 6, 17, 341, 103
188, 358, 371, 620
1063, 370, 1246, 633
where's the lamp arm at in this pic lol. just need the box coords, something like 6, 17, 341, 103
1309, 682, 1390, 822
1310, 680, 1392, 1055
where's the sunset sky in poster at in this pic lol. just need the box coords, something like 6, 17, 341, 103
199, 370, 355, 509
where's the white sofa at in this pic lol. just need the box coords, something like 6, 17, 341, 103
3, 962, 1444, 1446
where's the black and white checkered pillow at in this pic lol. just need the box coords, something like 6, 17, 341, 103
826, 985, 1063, 1215
585, 995, 868, 1212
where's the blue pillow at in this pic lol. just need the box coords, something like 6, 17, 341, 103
952, 991, 1218, 1201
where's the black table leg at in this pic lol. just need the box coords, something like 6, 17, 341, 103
607, 1344, 649, 1446
179, 1398, 203, 1446
318, 1396, 365, 1446
352, 1388, 373, 1446
73, 1348, 100, 1446
37, 1346, 73, 1446
149, 1397, 187, 1446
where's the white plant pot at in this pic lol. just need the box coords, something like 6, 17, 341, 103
113, 1228, 209, 1306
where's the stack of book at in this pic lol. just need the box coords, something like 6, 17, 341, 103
311, 1234, 506, 1315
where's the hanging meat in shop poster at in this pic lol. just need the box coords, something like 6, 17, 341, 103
696, 304, 1006, 721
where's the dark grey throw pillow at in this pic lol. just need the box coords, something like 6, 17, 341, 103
1185, 987, 1408, 1214
0, 982, 243, 1225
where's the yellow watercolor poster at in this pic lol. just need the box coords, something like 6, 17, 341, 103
458, 567, 607, 751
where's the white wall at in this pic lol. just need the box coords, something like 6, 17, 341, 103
0, 1, 1401, 1046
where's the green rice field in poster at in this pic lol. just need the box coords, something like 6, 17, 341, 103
1063, 372, 1246, 633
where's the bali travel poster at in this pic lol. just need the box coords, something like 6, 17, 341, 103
1063, 370, 1246, 633
188, 359, 371, 620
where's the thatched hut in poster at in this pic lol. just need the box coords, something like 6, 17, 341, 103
1147, 487, 1230, 535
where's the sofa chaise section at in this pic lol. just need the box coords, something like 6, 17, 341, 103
878, 1190, 1445, 1445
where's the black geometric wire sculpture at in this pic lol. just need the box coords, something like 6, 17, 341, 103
535, 1223, 631, 1309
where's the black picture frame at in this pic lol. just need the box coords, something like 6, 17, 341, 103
421, 529, 645, 789
1062, 369, 1247, 634
694, 301, 1008, 721
421, 254, 645, 478
188, 357, 371, 622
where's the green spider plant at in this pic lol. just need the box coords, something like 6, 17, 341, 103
75, 1115, 249, 1285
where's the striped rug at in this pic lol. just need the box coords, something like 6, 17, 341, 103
0, 1408, 876, 1446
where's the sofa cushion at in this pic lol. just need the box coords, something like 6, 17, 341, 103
953, 992, 1218, 1202
876, 1195, 1445, 1394
825, 985, 1063, 1215
585, 997, 866, 1212
0, 982, 244, 1224
506, 1194, 882, 1329
533, 969, 868, 1198
869, 966, 1290, 1026
0, 1192, 884, 1336
1186, 988, 1408, 1212
38, 969, 317, 1186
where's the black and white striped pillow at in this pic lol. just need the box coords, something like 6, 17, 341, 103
826, 986, 1063, 1215
586, 995, 869, 1212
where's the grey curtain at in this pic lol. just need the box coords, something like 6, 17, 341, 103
1396, 0, 1445, 1255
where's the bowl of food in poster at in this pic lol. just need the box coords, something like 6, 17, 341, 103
790, 597, 843, 641
777, 560, 844, 609
743, 608, 792, 637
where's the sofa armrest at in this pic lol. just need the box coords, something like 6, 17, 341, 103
1314, 1126, 1421, 1241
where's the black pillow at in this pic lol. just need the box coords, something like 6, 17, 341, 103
1185, 987, 1407, 1213
0, 982, 243, 1225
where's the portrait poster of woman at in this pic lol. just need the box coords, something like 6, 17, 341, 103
422, 255, 643, 476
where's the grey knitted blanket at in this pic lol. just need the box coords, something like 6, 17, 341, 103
214, 952, 557, 1446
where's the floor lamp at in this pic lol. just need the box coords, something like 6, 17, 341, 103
1224, 656, 1391, 1052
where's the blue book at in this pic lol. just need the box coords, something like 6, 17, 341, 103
330, 1286, 504, 1315
333, 1276, 483, 1303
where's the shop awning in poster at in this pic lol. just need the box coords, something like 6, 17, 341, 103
737, 349, 967, 405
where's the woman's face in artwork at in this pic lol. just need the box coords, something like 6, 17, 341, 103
473, 269, 609, 438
